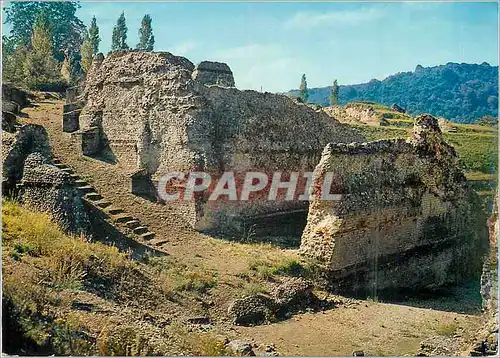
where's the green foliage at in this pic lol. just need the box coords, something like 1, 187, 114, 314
3, 1, 85, 57
293, 63, 498, 123
330, 79, 339, 106
80, 33, 94, 74
111, 12, 129, 51
2, 36, 28, 86
88, 16, 100, 54
80, 16, 100, 74
22, 11, 63, 90
60, 55, 72, 83
299, 73, 309, 103
136, 14, 154, 51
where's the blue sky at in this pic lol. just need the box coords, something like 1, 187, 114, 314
15, 1, 500, 92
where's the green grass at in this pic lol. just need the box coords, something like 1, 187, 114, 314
435, 322, 459, 337
444, 132, 498, 173
1, 199, 220, 355
354, 121, 498, 175
247, 256, 320, 281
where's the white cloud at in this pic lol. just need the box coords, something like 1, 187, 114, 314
210, 44, 305, 92
284, 7, 385, 29
213, 44, 282, 60
170, 41, 197, 56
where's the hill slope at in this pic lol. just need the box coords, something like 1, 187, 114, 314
290, 63, 498, 123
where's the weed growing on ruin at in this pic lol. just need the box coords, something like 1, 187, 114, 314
240, 223, 257, 243
240, 281, 270, 297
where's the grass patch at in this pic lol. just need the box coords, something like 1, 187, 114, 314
247, 256, 320, 281
1, 200, 220, 355
352, 120, 498, 175
435, 322, 459, 337
240, 281, 270, 297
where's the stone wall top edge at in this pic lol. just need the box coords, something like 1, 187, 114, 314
323, 138, 412, 155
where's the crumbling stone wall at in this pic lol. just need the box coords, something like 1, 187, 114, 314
323, 103, 382, 126
2, 84, 28, 133
20, 153, 91, 235
192, 61, 235, 87
2, 124, 52, 191
299, 115, 489, 294
79, 51, 364, 235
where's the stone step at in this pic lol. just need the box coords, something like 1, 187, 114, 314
75, 179, 87, 186
115, 215, 134, 223
61, 167, 74, 174
125, 220, 141, 229
133, 226, 148, 235
77, 185, 94, 194
140, 232, 155, 240
107, 207, 123, 215
95, 200, 112, 209
70, 174, 80, 180
86, 192, 102, 201
154, 239, 169, 246
54, 163, 68, 169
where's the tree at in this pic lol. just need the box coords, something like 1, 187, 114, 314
299, 74, 309, 103
60, 51, 72, 83
88, 16, 100, 54
80, 32, 94, 73
80, 17, 100, 74
3, 35, 28, 85
4, 1, 85, 58
330, 79, 339, 106
111, 12, 129, 51
136, 14, 155, 51
22, 11, 61, 90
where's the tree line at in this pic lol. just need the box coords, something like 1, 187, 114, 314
3, 2, 155, 90
298, 74, 339, 106
295, 63, 497, 124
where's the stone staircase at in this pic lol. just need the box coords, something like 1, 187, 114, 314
52, 157, 156, 242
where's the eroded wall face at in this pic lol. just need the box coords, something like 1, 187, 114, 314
190, 86, 365, 234
300, 119, 489, 293
81, 51, 201, 174
80, 51, 365, 236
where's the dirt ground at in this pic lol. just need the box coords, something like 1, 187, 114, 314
19, 97, 487, 356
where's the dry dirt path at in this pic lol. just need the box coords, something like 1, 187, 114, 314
23, 98, 485, 356
236, 300, 481, 356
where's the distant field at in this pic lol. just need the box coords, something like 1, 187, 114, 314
353, 122, 498, 175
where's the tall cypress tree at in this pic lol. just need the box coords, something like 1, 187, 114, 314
88, 16, 100, 54
111, 12, 129, 51
136, 14, 154, 51
330, 79, 339, 106
80, 31, 93, 73
80, 16, 100, 73
299, 74, 309, 103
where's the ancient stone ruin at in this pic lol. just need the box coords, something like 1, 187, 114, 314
57, 50, 489, 294
299, 115, 489, 294
74, 50, 363, 238
19, 152, 91, 235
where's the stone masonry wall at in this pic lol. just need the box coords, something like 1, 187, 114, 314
299, 115, 489, 294
80, 51, 364, 234
20, 153, 91, 236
